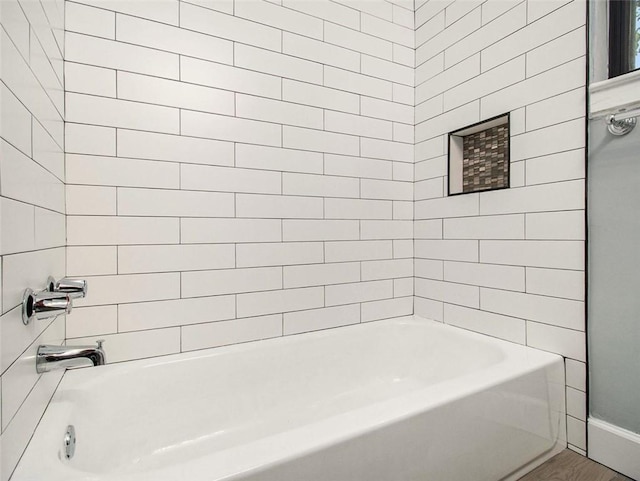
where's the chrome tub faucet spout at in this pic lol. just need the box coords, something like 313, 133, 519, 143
36, 340, 106, 373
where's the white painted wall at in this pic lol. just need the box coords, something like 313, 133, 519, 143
0, 1, 66, 479
413, 0, 587, 453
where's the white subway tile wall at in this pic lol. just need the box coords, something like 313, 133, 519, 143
64, 0, 415, 367
0, 1, 594, 477
414, 0, 586, 453
0, 1, 66, 479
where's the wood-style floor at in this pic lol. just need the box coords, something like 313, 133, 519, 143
518, 450, 634, 481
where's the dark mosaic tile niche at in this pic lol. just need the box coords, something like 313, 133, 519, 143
448, 114, 510, 195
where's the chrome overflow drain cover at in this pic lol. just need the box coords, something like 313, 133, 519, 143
64, 425, 76, 460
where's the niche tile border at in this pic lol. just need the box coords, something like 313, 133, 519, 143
448, 113, 510, 196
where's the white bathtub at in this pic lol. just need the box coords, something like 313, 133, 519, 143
13, 316, 565, 481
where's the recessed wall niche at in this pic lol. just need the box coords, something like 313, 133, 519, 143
448, 114, 510, 195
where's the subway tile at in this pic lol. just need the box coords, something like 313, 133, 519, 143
66, 185, 116, 215
325, 198, 393, 220
394, 277, 413, 296
444, 56, 525, 111
236, 194, 323, 219
65, 123, 116, 156
180, 164, 281, 194
361, 220, 413, 240
480, 240, 584, 270
416, 52, 444, 86
1, 197, 35, 255
525, 149, 585, 186
117, 71, 234, 115
393, 161, 414, 182
117, 188, 234, 217
66, 1, 115, 39
325, 240, 393, 262
394, 123, 414, 143
362, 296, 413, 322
417, 54, 480, 104
282, 32, 360, 72
392, 83, 414, 105
526, 211, 585, 241
182, 218, 282, 243
361, 138, 413, 162
481, 0, 521, 25
444, 303, 525, 344
284, 262, 360, 288
527, 27, 586, 78
337, 0, 392, 21
481, 57, 586, 119
361, 13, 414, 48
283, 79, 359, 114
237, 287, 324, 318
66, 154, 179, 189
235, 43, 323, 84
237, 242, 324, 268
236, 94, 324, 130
282, 0, 359, 30
526, 87, 585, 132
416, 100, 480, 143
324, 66, 392, 100
181, 0, 233, 14
182, 267, 281, 298
567, 387, 586, 421
444, 214, 525, 240
415, 219, 443, 239
392, 3, 414, 28
526, 268, 585, 301
362, 259, 413, 281
415, 193, 479, 219
181, 56, 281, 100
118, 244, 235, 274
236, 144, 323, 174
235, 0, 323, 39
34, 208, 65, 250
76, 0, 179, 25
361, 97, 413, 124
64, 62, 116, 98
66, 92, 179, 134
180, 2, 281, 51
415, 177, 444, 200
567, 416, 587, 451
393, 44, 415, 68
415, 258, 444, 280
324, 22, 393, 61
67, 216, 179, 245
324, 154, 392, 180
0, 0, 30, 59
481, 288, 584, 331
74, 273, 180, 307
0, 82, 32, 157
67, 246, 117, 276
444, 261, 525, 291
361, 179, 413, 201
393, 239, 414, 258
527, 321, 585, 361
362, 55, 413, 86
482, 1, 584, 72
0, 140, 65, 213
445, 0, 482, 26
182, 314, 283, 351
414, 278, 480, 308
446, 2, 526, 69
326, 280, 393, 306
414, 296, 444, 322
325, 110, 393, 140
66, 305, 117, 339
512, 119, 585, 162
283, 126, 359, 156
116, 12, 233, 64
181, 110, 281, 147
65, 32, 179, 80
565, 359, 587, 391
283, 173, 359, 198
117, 130, 234, 167
284, 304, 360, 335
415, 239, 478, 262
479, 180, 585, 215
283, 220, 359, 241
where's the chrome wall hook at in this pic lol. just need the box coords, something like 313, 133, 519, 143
606, 114, 637, 136
22, 288, 72, 325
